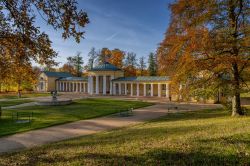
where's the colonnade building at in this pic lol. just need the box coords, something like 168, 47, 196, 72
37, 62, 171, 98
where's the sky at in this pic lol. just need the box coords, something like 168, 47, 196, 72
37, 0, 173, 67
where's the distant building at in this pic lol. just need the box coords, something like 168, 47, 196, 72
37, 62, 171, 98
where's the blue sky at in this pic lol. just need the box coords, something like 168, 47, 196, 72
38, 0, 172, 66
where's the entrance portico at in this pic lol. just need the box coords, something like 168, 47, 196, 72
87, 62, 124, 95
87, 62, 170, 99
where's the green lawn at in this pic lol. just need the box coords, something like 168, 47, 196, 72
241, 92, 250, 98
0, 98, 152, 137
0, 108, 249, 165
0, 99, 33, 107
0, 93, 51, 99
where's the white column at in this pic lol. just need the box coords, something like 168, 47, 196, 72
90, 76, 94, 95
56, 81, 59, 91
96, 75, 99, 95
125, 83, 127, 95
151, 83, 154, 97
166, 83, 169, 98
83, 83, 86, 93
113, 83, 116, 95
118, 83, 121, 95
88, 77, 91, 93
103, 75, 106, 95
65, 82, 68, 92
110, 75, 114, 95
131, 83, 133, 96
136, 83, 139, 97
158, 83, 161, 97
143, 84, 146, 97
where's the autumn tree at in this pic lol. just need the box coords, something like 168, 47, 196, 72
0, 0, 89, 97
108, 49, 125, 68
148, 52, 157, 76
138, 56, 147, 76
124, 52, 138, 76
59, 63, 74, 74
97, 48, 111, 64
157, 0, 249, 116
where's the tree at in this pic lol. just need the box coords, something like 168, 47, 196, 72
97, 48, 111, 64
64, 52, 84, 76
59, 63, 75, 74
124, 52, 138, 76
73, 52, 84, 77
157, 0, 249, 116
138, 56, 146, 76
109, 49, 125, 68
0, 0, 89, 97
148, 52, 157, 76
87, 47, 97, 69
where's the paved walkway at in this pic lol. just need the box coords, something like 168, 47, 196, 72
0, 102, 222, 154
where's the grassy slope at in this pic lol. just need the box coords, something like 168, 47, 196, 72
0, 93, 51, 99
0, 109, 249, 166
0, 98, 152, 136
0, 99, 33, 107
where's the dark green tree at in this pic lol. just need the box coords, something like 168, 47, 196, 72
66, 52, 84, 77
148, 52, 157, 76
139, 56, 146, 76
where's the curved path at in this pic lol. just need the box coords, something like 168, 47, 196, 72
0, 102, 222, 154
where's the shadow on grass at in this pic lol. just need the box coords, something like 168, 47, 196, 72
1, 147, 248, 166
199, 133, 250, 145
154, 109, 230, 123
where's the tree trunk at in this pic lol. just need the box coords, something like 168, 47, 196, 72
17, 81, 22, 98
231, 63, 243, 116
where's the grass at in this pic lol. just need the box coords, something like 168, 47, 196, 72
0, 93, 51, 99
0, 98, 152, 137
0, 108, 249, 165
0, 99, 33, 107
241, 92, 250, 98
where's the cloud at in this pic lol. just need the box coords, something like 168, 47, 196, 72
104, 32, 120, 41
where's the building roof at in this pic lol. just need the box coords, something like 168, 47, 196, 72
43, 71, 72, 78
112, 76, 170, 82
88, 62, 122, 71
57, 77, 88, 81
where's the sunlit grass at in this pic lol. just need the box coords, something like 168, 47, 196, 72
0, 98, 152, 137
0, 109, 249, 165
0, 93, 51, 99
0, 99, 33, 107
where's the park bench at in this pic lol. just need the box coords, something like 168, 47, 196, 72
167, 106, 178, 111
12, 112, 33, 123
119, 108, 133, 117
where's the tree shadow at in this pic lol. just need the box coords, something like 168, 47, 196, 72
154, 109, 230, 123
1, 147, 248, 165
